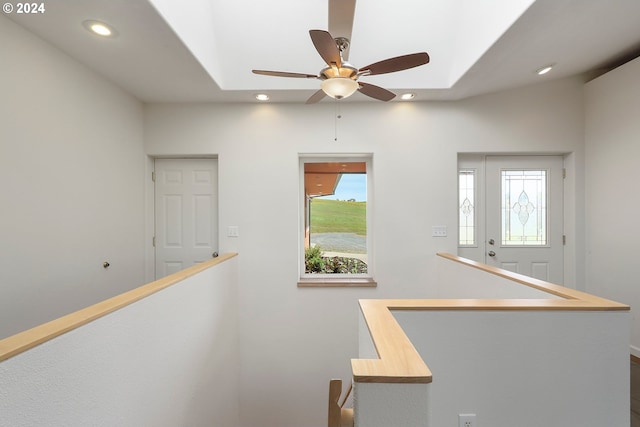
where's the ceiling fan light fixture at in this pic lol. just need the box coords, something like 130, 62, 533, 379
321, 77, 359, 100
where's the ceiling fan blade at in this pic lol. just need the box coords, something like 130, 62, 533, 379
328, 0, 356, 60
309, 30, 341, 68
357, 82, 396, 102
306, 89, 327, 104
359, 52, 430, 76
252, 70, 318, 79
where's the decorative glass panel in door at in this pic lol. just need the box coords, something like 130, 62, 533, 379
459, 169, 476, 246
501, 170, 547, 246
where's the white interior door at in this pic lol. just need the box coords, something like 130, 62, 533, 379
485, 156, 564, 283
154, 158, 218, 279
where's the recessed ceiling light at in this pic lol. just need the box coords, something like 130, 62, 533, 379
83, 20, 117, 37
255, 94, 270, 101
400, 93, 415, 100
536, 64, 554, 75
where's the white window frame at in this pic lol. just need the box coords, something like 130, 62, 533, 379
297, 154, 376, 287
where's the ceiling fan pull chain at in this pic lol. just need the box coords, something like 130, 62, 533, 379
334, 99, 342, 142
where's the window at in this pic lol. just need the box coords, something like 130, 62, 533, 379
458, 168, 476, 246
299, 155, 375, 287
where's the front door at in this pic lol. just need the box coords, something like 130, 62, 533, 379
154, 158, 218, 279
485, 156, 564, 283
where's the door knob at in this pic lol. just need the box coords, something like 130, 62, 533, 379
488, 251, 496, 257
488, 239, 495, 245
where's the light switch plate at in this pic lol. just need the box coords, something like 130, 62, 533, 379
432, 225, 447, 237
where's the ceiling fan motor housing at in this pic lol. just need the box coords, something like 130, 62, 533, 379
319, 63, 358, 81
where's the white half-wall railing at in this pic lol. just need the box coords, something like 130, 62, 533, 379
0, 253, 239, 427
352, 253, 630, 427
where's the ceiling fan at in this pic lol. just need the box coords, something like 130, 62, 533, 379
251, 0, 429, 103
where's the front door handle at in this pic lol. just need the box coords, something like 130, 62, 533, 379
488, 251, 496, 257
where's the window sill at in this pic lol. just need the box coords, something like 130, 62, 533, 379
297, 277, 377, 288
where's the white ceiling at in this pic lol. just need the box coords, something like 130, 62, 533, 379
7, 0, 640, 103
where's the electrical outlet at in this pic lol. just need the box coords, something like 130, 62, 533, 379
459, 414, 476, 427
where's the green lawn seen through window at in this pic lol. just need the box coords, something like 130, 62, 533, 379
309, 199, 366, 235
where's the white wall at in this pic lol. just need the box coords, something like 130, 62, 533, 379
355, 256, 629, 427
0, 16, 146, 338
585, 55, 640, 356
0, 256, 240, 427
144, 78, 585, 427
435, 256, 561, 299
394, 309, 629, 427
